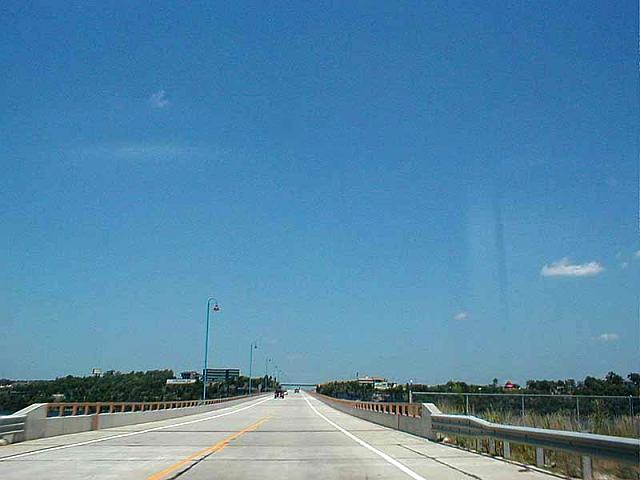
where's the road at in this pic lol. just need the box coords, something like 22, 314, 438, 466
0, 391, 554, 479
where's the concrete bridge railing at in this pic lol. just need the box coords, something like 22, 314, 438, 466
0, 394, 262, 444
312, 393, 640, 480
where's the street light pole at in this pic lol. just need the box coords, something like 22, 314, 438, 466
202, 297, 220, 401
249, 342, 257, 395
264, 357, 272, 391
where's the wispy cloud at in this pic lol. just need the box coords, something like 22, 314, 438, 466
635, 250, 640, 258
113, 144, 183, 158
453, 311, 468, 321
541, 258, 604, 277
78, 143, 203, 161
597, 333, 619, 342
149, 90, 169, 108
621, 262, 629, 269
285, 352, 306, 361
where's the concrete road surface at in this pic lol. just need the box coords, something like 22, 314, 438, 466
0, 391, 555, 479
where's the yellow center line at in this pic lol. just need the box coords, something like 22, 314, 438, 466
146, 416, 271, 480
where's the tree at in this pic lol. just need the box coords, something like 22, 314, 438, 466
627, 373, 640, 388
605, 372, 624, 385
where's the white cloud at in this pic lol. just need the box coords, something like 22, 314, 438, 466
635, 250, 640, 258
453, 311, 468, 321
541, 258, 604, 277
149, 90, 169, 108
597, 333, 619, 342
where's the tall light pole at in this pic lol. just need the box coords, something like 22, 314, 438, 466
202, 297, 220, 400
264, 357, 272, 391
248, 342, 258, 395
409, 378, 414, 404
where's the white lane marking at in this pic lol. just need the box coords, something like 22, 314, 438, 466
302, 393, 428, 480
0, 396, 272, 461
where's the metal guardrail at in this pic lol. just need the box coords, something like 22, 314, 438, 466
316, 394, 640, 480
430, 412, 639, 464
45, 394, 254, 417
0, 415, 26, 438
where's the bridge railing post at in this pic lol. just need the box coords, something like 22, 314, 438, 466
419, 403, 441, 440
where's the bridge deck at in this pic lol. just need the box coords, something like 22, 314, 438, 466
0, 392, 554, 479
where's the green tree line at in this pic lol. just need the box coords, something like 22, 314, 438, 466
0, 370, 278, 414
317, 372, 639, 416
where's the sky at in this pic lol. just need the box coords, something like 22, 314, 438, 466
1, 1, 638, 385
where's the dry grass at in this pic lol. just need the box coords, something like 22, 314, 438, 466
433, 401, 639, 479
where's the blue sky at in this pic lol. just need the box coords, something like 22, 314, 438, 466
1, 1, 637, 384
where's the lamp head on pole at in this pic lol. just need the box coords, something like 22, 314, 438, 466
212, 303, 220, 312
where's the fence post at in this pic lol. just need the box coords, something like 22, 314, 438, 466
488, 439, 496, 455
576, 396, 580, 423
581, 456, 593, 480
535, 447, 544, 467
465, 395, 469, 415
503, 441, 511, 459
521, 396, 525, 417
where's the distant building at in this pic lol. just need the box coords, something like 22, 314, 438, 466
181, 371, 201, 380
203, 368, 240, 383
374, 381, 393, 390
51, 393, 65, 401
357, 376, 388, 389
166, 378, 197, 385
504, 380, 519, 390
91, 368, 103, 378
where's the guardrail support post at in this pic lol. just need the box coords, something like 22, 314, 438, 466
581, 456, 592, 480
503, 441, 510, 459
535, 447, 544, 467
488, 439, 496, 455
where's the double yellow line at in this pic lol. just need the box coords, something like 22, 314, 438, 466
146, 416, 271, 480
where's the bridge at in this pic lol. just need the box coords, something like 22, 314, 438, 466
0, 391, 637, 479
